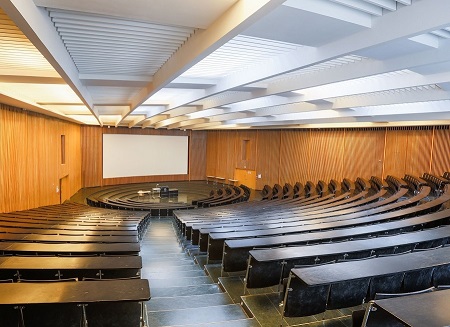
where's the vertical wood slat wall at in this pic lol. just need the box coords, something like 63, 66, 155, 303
0, 104, 81, 213
81, 126, 207, 187
206, 127, 450, 190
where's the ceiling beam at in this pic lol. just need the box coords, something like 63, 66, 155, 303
162, 0, 450, 112
0, 0, 100, 122
120, 0, 287, 123
189, 41, 450, 117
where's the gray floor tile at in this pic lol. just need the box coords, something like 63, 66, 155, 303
150, 283, 223, 297
147, 293, 233, 311
147, 304, 248, 326
148, 276, 213, 288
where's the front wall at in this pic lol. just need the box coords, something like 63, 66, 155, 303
81, 126, 207, 187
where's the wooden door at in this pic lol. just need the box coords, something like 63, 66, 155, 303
234, 168, 256, 189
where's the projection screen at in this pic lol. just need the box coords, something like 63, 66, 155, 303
103, 134, 189, 178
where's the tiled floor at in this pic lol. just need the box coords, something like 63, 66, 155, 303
140, 217, 355, 327
141, 217, 259, 326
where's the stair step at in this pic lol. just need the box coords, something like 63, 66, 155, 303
143, 269, 207, 279
150, 283, 223, 298
147, 304, 250, 327
147, 276, 213, 288
147, 293, 233, 312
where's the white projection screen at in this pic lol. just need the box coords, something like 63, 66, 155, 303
103, 134, 189, 178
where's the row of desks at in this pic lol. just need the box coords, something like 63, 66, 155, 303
223, 207, 450, 271
0, 204, 150, 326
206, 189, 447, 260
246, 223, 450, 288
283, 246, 450, 317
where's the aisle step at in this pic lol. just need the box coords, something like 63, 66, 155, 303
150, 283, 223, 297
147, 293, 233, 311
147, 304, 250, 327
147, 276, 213, 288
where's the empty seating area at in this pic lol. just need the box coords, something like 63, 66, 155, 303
86, 181, 249, 215
0, 202, 150, 327
173, 173, 450, 326
193, 184, 250, 207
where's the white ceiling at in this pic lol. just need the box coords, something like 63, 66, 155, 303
2, 0, 450, 129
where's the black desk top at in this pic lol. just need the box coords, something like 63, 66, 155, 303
0, 242, 140, 254
0, 221, 137, 231
209, 193, 446, 240
225, 209, 450, 249
0, 255, 142, 270
21, 234, 139, 243
0, 233, 138, 243
291, 246, 450, 286
372, 289, 450, 327
0, 279, 150, 305
0, 226, 138, 236
250, 225, 450, 262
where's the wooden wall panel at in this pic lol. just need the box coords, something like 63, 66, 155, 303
310, 129, 345, 183
206, 131, 219, 178
81, 126, 102, 187
81, 126, 204, 186
189, 130, 207, 181
431, 126, 450, 175
383, 128, 408, 178
279, 130, 311, 185
215, 131, 235, 181
235, 130, 257, 170
255, 130, 281, 190
342, 129, 385, 180
0, 104, 81, 213
404, 127, 433, 176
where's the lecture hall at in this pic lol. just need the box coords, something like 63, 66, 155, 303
0, 0, 449, 326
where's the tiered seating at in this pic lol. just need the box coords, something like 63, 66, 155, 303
193, 185, 248, 207
87, 183, 203, 216
0, 203, 150, 326
172, 173, 450, 325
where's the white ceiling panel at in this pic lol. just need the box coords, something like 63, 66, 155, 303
2, 0, 450, 129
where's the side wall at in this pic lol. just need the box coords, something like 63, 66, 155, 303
0, 104, 82, 212
206, 126, 450, 190
81, 126, 207, 187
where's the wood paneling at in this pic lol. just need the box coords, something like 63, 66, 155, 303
383, 128, 409, 177
206, 126, 450, 190
311, 129, 345, 183
384, 127, 433, 178
279, 130, 310, 185
189, 130, 207, 181
81, 125, 102, 187
342, 129, 384, 181
81, 126, 206, 187
0, 104, 81, 213
255, 130, 281, 190
206, 131, 219, 178
404, 127, 433, 176
431, 126, 450, 175
235, 130, 257, 170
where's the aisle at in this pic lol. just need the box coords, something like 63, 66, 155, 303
141, 217, 259, 326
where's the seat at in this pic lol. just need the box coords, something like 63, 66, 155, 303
327, 278, 371, 310
402, 267, 434, 292
282, 275, 330, 317
368, 272, 404, 300
432, 264, 450, 286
